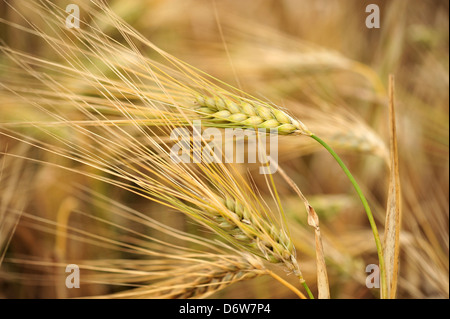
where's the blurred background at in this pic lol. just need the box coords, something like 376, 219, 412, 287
0, 0, 448, 298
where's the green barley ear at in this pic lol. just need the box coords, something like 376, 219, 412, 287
193, 94, 312, 135
195, 193, 313, 298
214, 195, 297, 269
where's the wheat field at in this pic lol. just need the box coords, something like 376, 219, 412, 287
0, 0, 448, 299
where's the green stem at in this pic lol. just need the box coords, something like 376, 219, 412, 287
301, 281, 315, 299
310, 134, 387, 299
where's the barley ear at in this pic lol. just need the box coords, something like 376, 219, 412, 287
193, 94, 312, 135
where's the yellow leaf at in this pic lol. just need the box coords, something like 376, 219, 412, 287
383, 74, 402, 299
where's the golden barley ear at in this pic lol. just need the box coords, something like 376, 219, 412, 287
118, 254, 268, 299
